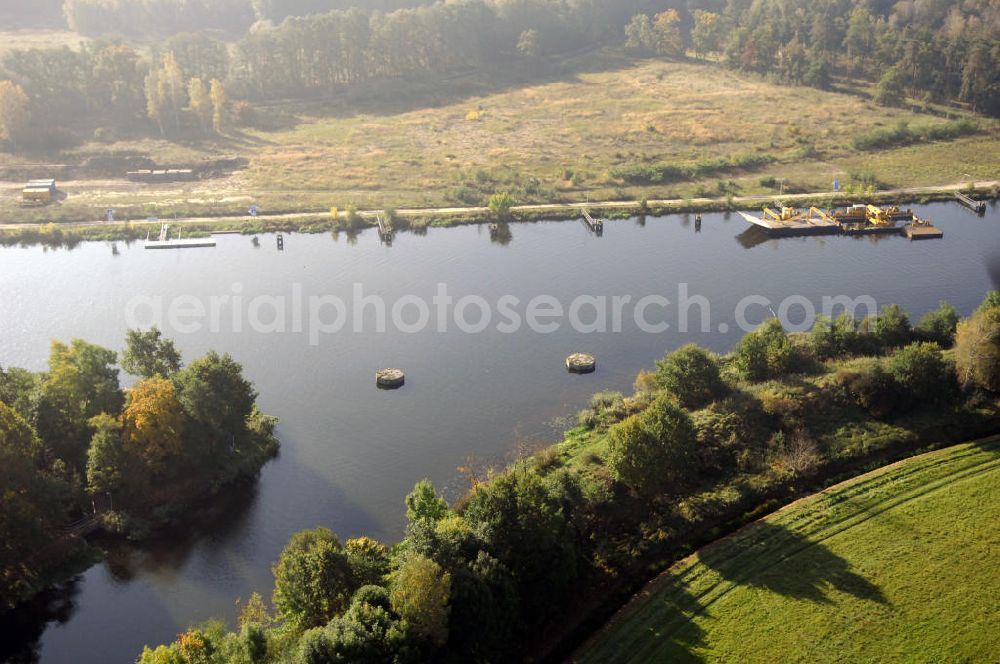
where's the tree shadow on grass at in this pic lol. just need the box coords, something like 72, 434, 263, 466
605, 521, 890, 662
274, 47, 641, 121
694, 521, 888, 606
589, 580, 708, 664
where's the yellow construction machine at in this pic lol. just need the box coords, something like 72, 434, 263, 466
763, 207, 800, 222
866, 204, 895, 226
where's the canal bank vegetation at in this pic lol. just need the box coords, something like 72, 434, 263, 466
1, 185, 995, 249
0, 329, 278, 610
136, 293, 1000, 664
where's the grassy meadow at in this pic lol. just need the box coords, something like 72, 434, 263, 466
3, 50, 998, 224
239, 54, 1000, 209
576, 439, 1000, 663
0, 29, 88, 55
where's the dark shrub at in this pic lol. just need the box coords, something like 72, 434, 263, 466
835, 366, 903, 418
887, 342, 953, 403
606, 395, 698, 495
870, 304, 911, 349
914, 301, 959, 348
655, 344, 727, 409
733, 319, 798, 380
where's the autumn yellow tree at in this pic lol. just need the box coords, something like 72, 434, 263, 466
162, 52, 186, 130
0, 80, 30, 150
144, 67, 167, 135
653, 9, 684, 57
955, 306, 1000, 391
122, 377, 186, 472
691, 10, 724, 56
188, 78, 211, 131
145, 53, 185, 134
210, 79, 226, 133
390, 554, 451, 646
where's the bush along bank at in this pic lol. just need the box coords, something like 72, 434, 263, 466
0, 328, 278, 610
132, 293, 1000, 664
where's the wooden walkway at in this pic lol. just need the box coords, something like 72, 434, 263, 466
376, 213, 394, 243
955, 191, 986, 214
64, 513, 104, 538
581, 209, 604, 235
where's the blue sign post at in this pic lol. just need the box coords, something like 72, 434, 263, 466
106, 208, 115, 223
833, 179, 841, 193
249, 204, 258, 218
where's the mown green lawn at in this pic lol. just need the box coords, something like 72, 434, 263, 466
576, 439, 1000, 663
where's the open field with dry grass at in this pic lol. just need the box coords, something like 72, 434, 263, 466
1, 50, 998, 224
0, 29, 88, 55
239, 54, 1000, 208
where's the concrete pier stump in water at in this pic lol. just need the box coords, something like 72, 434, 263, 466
376, 368, 406, 389
565, 353, 596, 374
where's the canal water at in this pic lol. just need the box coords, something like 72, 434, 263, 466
0, 202, 997, 662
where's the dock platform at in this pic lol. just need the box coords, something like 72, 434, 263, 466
737, 210, 840, 236
841, 225, 904, 236
740, 204, 942, 241
903, 223, 944, 240
145, 223, 217, 249
145, 238, 217, 249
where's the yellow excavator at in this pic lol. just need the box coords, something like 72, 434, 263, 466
763, 207, 800, 223
866, 204, 895, 227
808, 207, 836, 223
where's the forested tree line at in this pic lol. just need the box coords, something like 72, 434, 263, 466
0, 1, 65, 28
60, 0, 438, 36
1, 0, 998, 153
0, 329, 278, 609
135, 292, 1000, 663
55, 0, 1000, 115
0, 34, 235, 149
713, 0, 1000, 115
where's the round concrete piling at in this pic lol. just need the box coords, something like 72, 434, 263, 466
376, 368, 406, 389
565, 353, 596, 374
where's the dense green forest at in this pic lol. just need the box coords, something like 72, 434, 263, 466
0, 329, 278, 609
1, 1, 998, 153
134, 293, 1000, 663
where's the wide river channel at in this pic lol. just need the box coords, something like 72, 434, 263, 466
1, 202, 998, 662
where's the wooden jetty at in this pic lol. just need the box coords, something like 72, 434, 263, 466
64, 513, 104, 538
581, 209, 604, 235
376, 213, 394, 243
145, 223, 216, 249
955, 191, 986, 214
